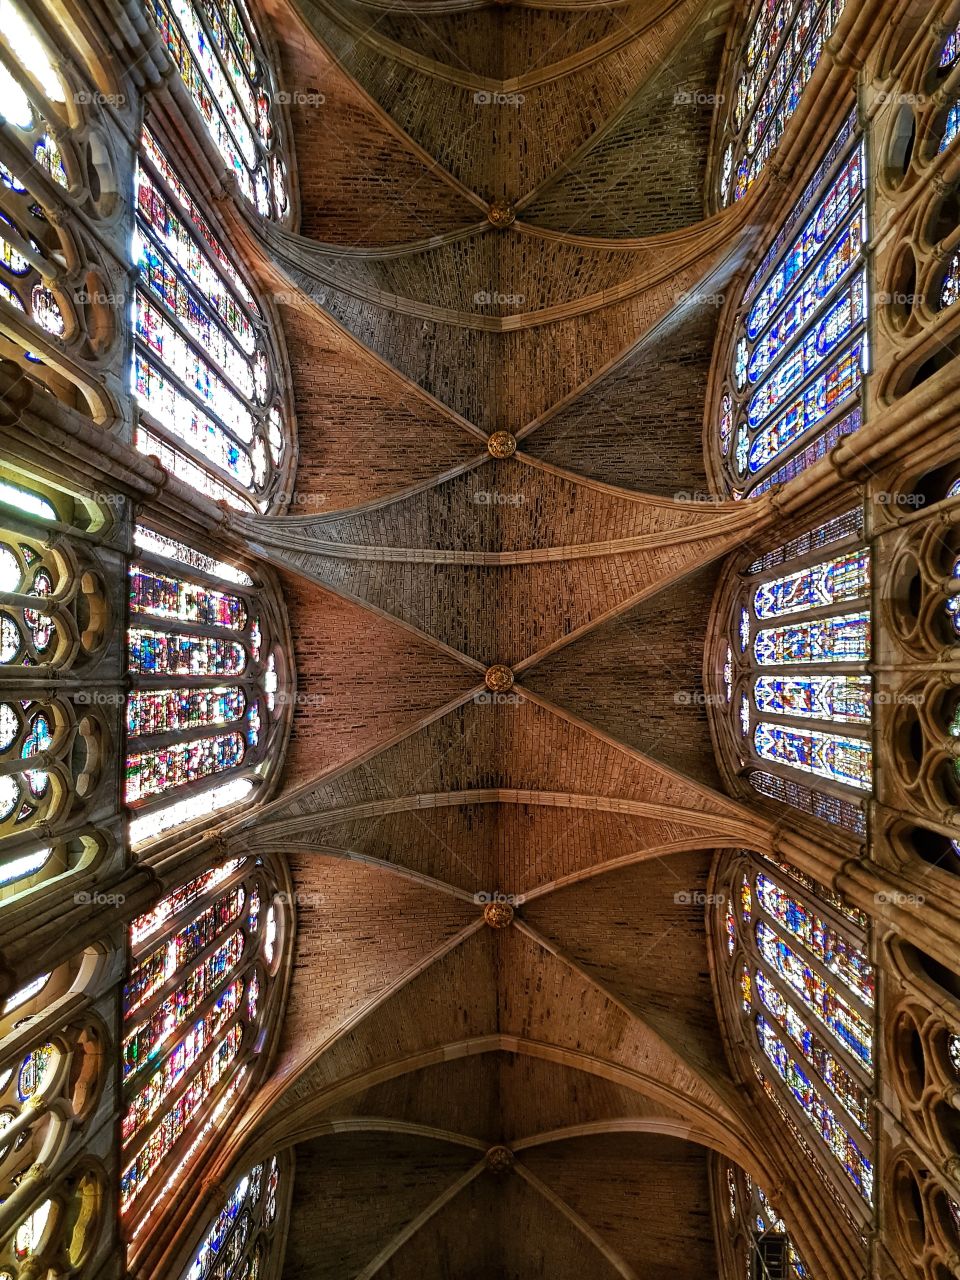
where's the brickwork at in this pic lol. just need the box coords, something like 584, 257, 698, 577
300, 0, 703, 202
523, 303, 719, 495
524, 562, 723, 784
322, 1052, 684, 1141
278, 853, 476, 1064
280, 571, 475, 784
520, 1133, 715, 1276
281, 305, 482, 510
522, 850, 726, 1074
524, 22, 725, 236
270, 8, 477, 244
360, 5, 673, 81
284, 1132, 479, 1280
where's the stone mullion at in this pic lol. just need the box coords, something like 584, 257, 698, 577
121, 994, 248, 1176
0, 855, 152, 1002
741, 904, 875, 1093
121, 939, 253, 1093
713, 864, 871, 1278
740, 962, 875, 1157
738, 903, 875, 1080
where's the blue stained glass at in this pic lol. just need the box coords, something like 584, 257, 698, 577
747, 275, 867, 428
942, 23, 960, 68
755, 872, 873, 1003
727, 0, 848, 204
747, 149, 864, 340
754, 969, 872, 1133
754, 722, 871, 790
748, 340, 864, 472
754, 611, 869, 665
756, 1014, 873, 1200
756, 920, 872, 1067
753, 551, 869, 618
750, 408, 860, 496
940, 102, 960, 153
128, 628, 246, 677
748, 216, 866, 385
754, 674, 870, 722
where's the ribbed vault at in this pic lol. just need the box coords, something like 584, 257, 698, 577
207, 0, 837, 1273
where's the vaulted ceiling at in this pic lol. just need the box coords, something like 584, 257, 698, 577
224, 0, 788, 1272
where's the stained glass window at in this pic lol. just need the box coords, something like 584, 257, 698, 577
0, 956, 110, 1276
721, 1164, 813, 1278
124, 526, 285, 845
181, 1154, 288, 1280
728, 855, 874, 1206
0, 487, 114, 850
729, 512, 872, 825
717, 0, 849, 205
147, 0, 288, 219
0, 0, 73, 362
120, 860, 285, 1227
132, 128, 288, 509
719, 117, 867, 495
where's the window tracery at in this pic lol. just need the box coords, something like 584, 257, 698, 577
716, 1157, 812, 1278
715, 508, 872, 834
715, 0, 850, 206
721, 852, 875, 1208
881, 938, 960, 1278
712, 114, 868, 496
132, 128, 290, 510
125, 525, 288, 846
0, 0, 123, 415
180, 1152, 290, 1280
0, 948, 113, 1277
868, 8, 960, 402
120, 856, 288, 1234
0, 473, 113, 875
146, 0, 289, 221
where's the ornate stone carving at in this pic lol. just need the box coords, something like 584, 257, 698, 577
483, 900, 514, 928
484, 664, 514, 691
486, 1145, 514, 1172
487, 201, 515, 229
487, 431, 516, 459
